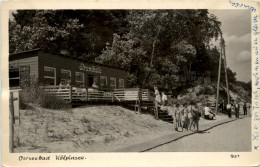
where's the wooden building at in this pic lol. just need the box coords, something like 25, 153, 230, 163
9, 49, 127, 90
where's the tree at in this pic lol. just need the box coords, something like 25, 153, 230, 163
97, 10, 223, 90
9, 10, 84, 54
9, 10, 129, 58
11, 10, 237, 92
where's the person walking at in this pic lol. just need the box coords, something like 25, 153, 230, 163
243, 102, 247, 115
226, 103, 232, 118
154, 86, 161, 120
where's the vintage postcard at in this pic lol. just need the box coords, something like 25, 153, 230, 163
1, 0, 260, 166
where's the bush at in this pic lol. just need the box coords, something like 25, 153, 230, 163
39, 94, 70, 110
19, 76, 70, 110
196, 86, 214, 96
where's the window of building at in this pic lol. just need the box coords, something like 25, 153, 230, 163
61, 69, 71, 83
100, 76, 107, 87
110, 77, 116, 89
9, 67, 20, 87
43, 66, 56, 85
118, 78, 124, 88
75, 72, 84, 87
9, 66, 31, 87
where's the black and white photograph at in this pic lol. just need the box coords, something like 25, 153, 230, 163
7, 8, 253, 153
2, 1, 260, 166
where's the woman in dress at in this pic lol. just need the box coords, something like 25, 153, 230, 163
181, 103, 188, 132
187, 102, 194, 132
154, 86, 161, 120
175, 103, 182, 131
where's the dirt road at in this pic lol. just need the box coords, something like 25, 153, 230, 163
148, 117, 251, 152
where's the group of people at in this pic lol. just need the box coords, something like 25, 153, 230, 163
154, 86, 250, 132
59, 77, 71, 86
154, 86, 216, 132
169, 102, 202, 132
226, 101, 249, 118
59, 77, 99, 89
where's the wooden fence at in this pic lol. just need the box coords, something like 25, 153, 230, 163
9, 90, 21, 153
39, 86, 152, 102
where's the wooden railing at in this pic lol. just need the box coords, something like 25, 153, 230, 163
41, 86, 72, 100
39, 86, 151, 102
113, 88, 150, 101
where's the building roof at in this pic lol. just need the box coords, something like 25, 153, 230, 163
9, 48, 126, 71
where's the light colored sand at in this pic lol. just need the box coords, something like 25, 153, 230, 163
14, 105, 176, 152
13, 104, 233, 153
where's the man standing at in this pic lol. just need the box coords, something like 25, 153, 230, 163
219, 100, 224, 112
243, 102, 247, 115
235, 101, 240, 118
226, 103, 232, 118
161, 91, 168, 106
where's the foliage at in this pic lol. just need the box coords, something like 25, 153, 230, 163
19, 75, 70, 110
196, 86, 215, 96
39, 94, 71, 110
237, 80, 251, 92
10, 11, 84, 54
10, 10, 128, 58
97, 10, 222, 90
10, 10, 242, 93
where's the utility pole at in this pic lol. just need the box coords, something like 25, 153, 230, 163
215, 36, 230, 114
222, 39, 230, 104
215, 47, 222, 114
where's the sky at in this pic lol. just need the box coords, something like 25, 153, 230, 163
209, 10, 251, 82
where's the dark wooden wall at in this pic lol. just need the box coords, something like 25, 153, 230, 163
38, 51, 127, 89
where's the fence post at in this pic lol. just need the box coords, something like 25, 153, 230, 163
9, 92, 14, 153
138, 88, 142, 112
86, 88, 89, 101
18, 91, 20, 124
112, 90, 114, 102
69, 86, 72, 102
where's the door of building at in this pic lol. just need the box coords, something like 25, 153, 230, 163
88, 75, 95, 87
